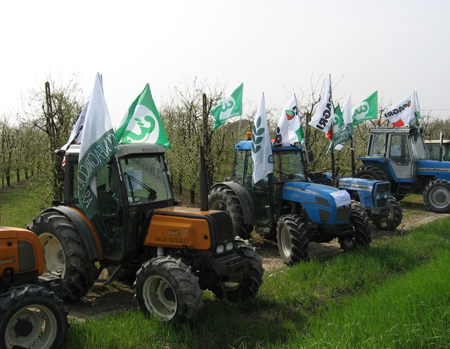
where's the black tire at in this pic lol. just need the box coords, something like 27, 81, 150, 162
423, 179, 450, 213
209, 238, 264, 301
373, 196, 403, 231
339, 201, 372, 251
276, 215, 309, 265
208, 186, 253, 239
28, 211, 98, 300
0, 285, 68, 349
355, 165, 390, 182
134, 256, 203, 322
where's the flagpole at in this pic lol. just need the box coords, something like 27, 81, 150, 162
351, 136, 355, 177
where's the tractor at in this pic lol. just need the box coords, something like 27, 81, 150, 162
356, 127, 450, 213
27, 143, 263, 322
1, 226, 68, 348
208, 134, 372, 265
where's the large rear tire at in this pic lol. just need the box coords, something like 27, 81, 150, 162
276, 215, 309, 265
209, 238, 264, 301
28, 211, 98, 300
134, 256, 203, 322
373, 196, 403, 231
423, 179, 450, 213
0, 285, 68, 349
339, 201, 372, 251
355, 165, 389, 182
208, 186, 253, 239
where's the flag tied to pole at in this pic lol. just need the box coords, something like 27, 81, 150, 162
252, 92, 273, 184
352, 91, 378, 126
210, 83, 243, 131
383, 91, 421, 127
329, 94, 354, 152
309, 74, 334, 139
78, 73, 118, 219
274, 94, 304, 147
115, 84, 171, 147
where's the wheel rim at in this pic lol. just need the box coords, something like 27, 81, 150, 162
279, 225, 292, 259
5, 304, 58, 348
210, 199, 228, 211
143, 275, 177, 321
39, 233, 66, 277
429, 186, 450, 209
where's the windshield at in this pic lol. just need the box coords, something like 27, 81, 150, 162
410, 135, 427, 160
119, 155, 173, 205
273, 149, 307, 182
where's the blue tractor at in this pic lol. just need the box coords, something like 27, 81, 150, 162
208, 136, 372, 265
355, 127, 450, 213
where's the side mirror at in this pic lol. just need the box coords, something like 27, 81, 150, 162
306, 149, 314, 163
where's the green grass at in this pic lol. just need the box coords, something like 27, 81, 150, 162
2, 181, 449, 348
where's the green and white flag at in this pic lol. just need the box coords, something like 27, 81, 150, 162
210, 83, 243, 131
78, 73, 118, 219
115, 84, 171, 148
352, 91, 378, 125
332, 94, 354, 151
252, 93, 273, 184
274, 94, 304, 147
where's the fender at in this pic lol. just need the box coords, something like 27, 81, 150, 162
42, 206, 101, 260
209, 182, 256, 225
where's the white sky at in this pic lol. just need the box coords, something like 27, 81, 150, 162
1, 0, 449, 128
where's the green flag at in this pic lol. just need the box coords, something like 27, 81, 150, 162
352, 91, 378, 125
210, 83, 243, 131
115, 84, 171, 148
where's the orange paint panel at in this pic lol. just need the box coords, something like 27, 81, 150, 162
145, 214, 212, 250
68, 207, 103, 259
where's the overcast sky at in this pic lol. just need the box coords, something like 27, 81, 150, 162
1, 0, 449, 128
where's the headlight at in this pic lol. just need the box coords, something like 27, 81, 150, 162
216, 245, 224, 254
226, 242, 233, 251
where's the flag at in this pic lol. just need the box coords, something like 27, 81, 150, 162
352, 91, 378, 125
210, 83, 243, 131
78, 73, 118, 219
274, 94, 304, 147
383, 91, 420, 128
252, 93, 273, 184
60, 101, 89, 151
115, 84, 171, 148
309, 74, 334, 136
331, 94, 354, 151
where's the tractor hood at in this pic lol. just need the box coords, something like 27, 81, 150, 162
282, 182, 351, 225
417, 159, 450, 178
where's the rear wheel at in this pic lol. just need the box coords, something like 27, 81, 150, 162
208, 186, 253, 239
339, 201, 371, 251
276, 215, 309, 265
373, 196, 403, 231
209, 238, 264, 301
28, 211, 98, 300
135, 256, 203, 322
423, 179, 450, 213
1, 285, 68, 349
355, 165, 389, 182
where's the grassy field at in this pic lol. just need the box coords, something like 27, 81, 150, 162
1, 181, 449, 348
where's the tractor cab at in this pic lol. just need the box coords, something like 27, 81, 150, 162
64, 143, 175, 262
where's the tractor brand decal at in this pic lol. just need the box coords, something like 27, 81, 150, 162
339, 183, 373, 191
418, 167, 450, 172
286, 186, 317, 195
0, 257, 15, 265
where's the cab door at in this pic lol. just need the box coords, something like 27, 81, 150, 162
388, 133, 414, 180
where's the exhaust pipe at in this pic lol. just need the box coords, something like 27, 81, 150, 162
199, 145, 209, 211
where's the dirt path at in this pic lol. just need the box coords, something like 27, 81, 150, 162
65, 199, 446, 320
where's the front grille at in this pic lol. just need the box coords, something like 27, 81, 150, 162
374, 183, 390, 208
337, 204, 351, 221
376, 198, 388, 207
210, 211, 234, 243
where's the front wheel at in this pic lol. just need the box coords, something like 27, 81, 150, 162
339, 201, 372, 252
209, 238, 264, 301
276, 215, 309, 265
423, 179, 450, 213
134, 256, 203, 322
1, 285, 68, 349
373, 196, 403, 231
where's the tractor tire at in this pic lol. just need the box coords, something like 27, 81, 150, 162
355, 165, 390, 182
28, 211, 98, 301
339, 201, 372, 251
209, 238, 264, 301
423, 179, 450, 213
134, 256, 203, 322
1, 285, 68, 349
373, 196, 403, 231
276, 215, 309, 265
208, 186, 253, 239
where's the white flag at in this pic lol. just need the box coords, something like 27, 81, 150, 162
309, 74, 334, 135
78, 74, 118, 218
383, 92, 420, 127
274, 94, 304, 147
60, 101, 89, 151
252, 93, 273, 184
